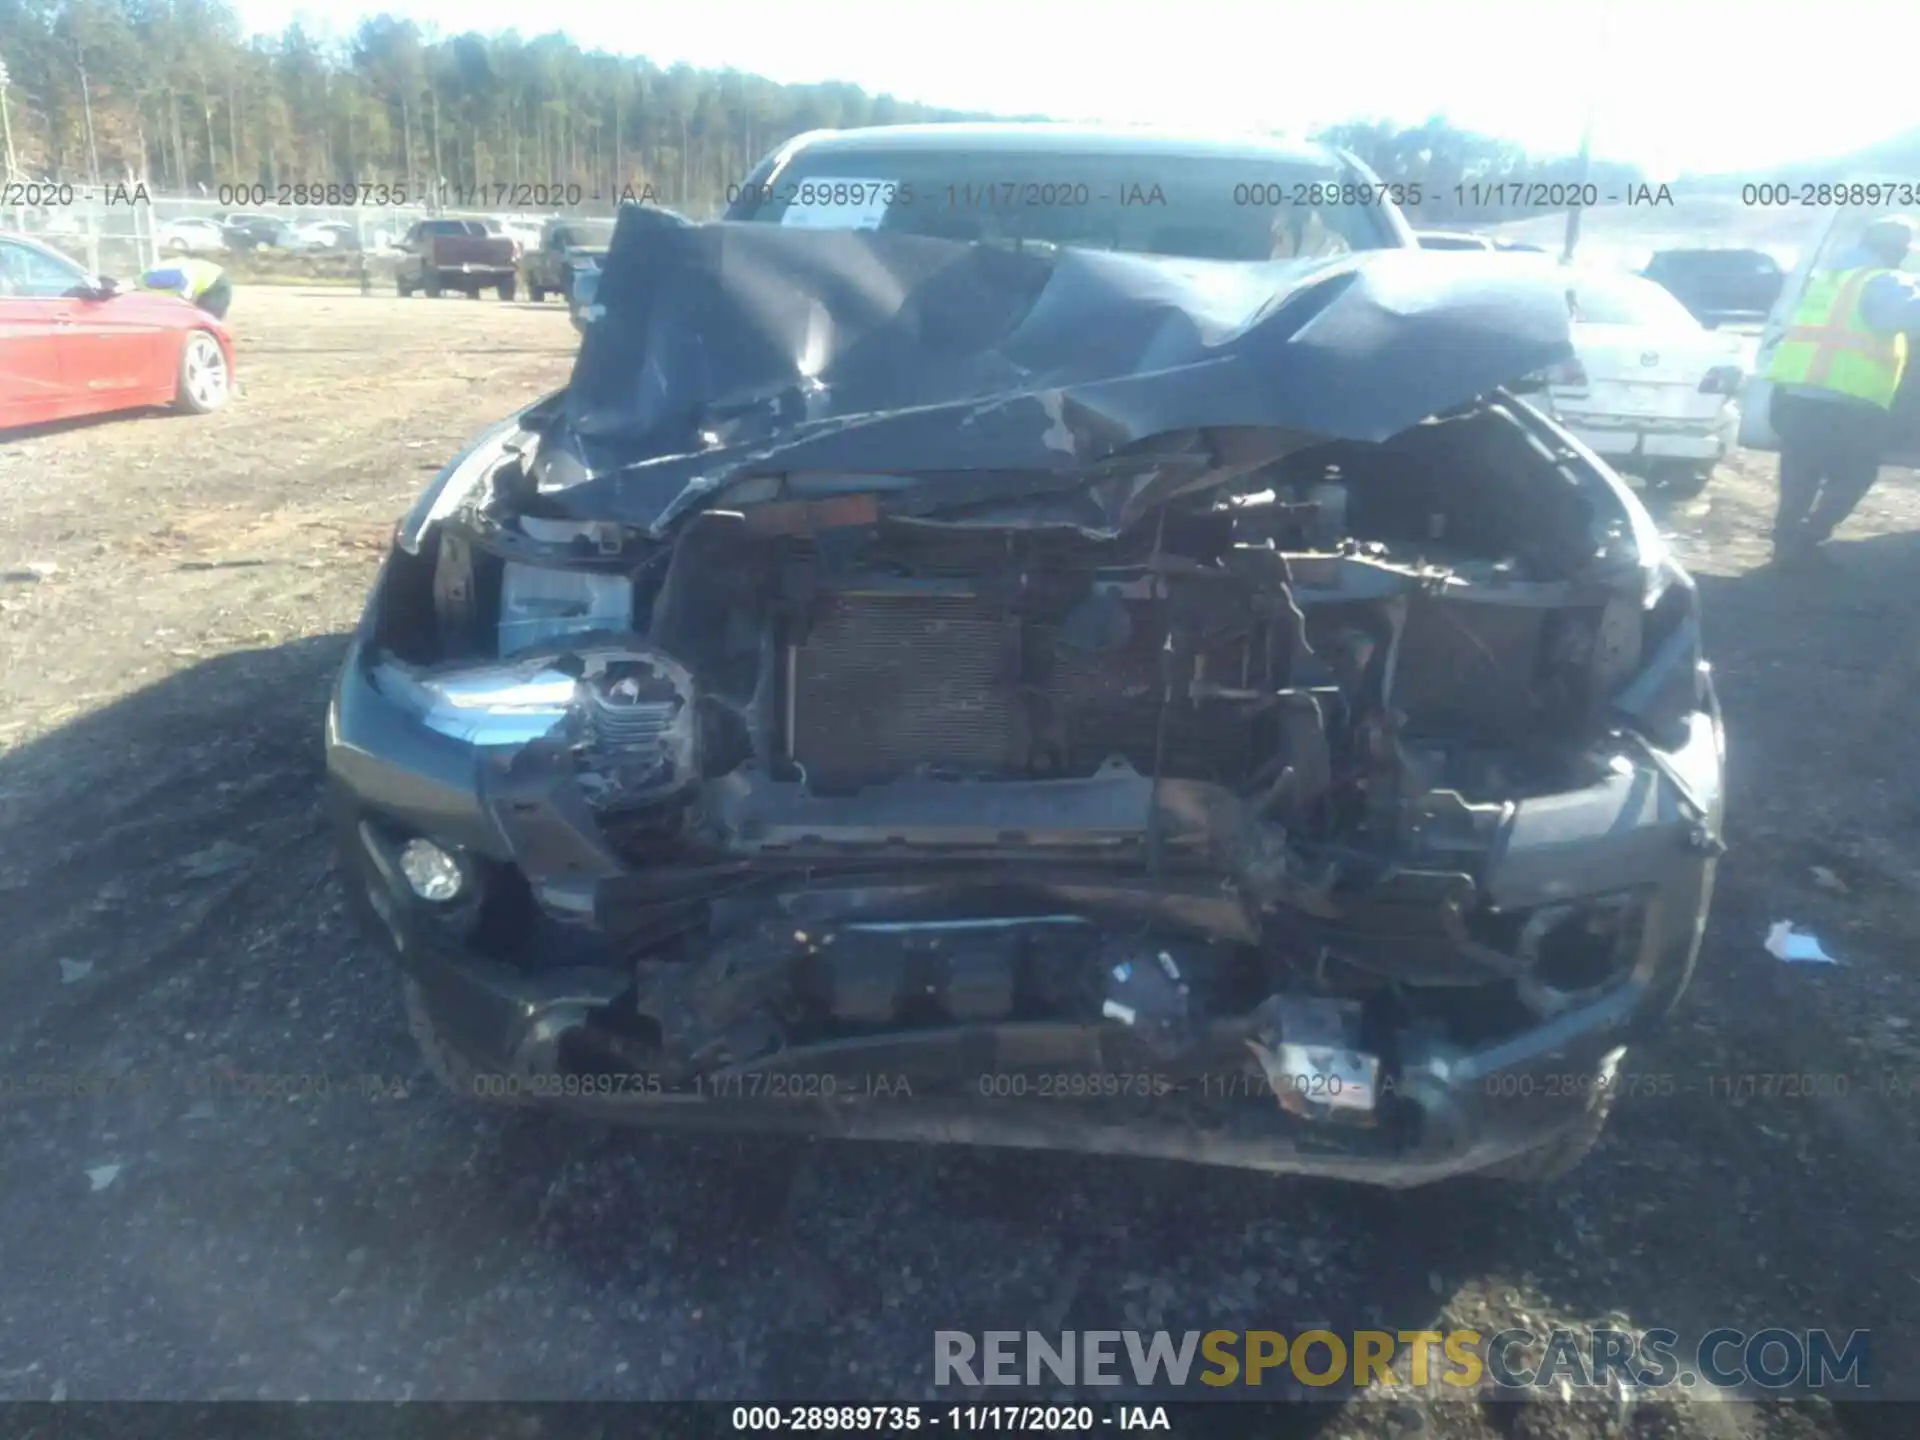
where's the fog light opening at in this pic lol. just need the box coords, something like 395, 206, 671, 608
1517, 899, 1637, 1017
399, 838, 466, 902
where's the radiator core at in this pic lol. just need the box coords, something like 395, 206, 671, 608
789, 594, 1019, 787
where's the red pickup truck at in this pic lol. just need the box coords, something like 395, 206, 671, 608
395, 219, 520, 300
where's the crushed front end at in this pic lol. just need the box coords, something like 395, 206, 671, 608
327, 216, 1723, 1184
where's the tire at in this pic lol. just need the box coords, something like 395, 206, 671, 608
528, 282, 547, 303
1479, 1089, 1616, 1183
401, 977, 528, 1109
165, 237, 189, 255
173, 330, 231, 415
423, 273, 443, 299
396, 275, 414, 297
497, 277, 517, 301
1656, 464, 1714, 500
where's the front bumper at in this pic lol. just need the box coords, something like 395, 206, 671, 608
327, 636, 1722, 1186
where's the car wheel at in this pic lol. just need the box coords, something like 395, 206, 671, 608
529, 283, 547, 303
396, 275, 414, 297
497, 278, 517, 301
401, 977, 527, 1108
174, 331, 231, 415
423, 274, 443, 299
165, 238, 189, 255
1479, 1088, 1616, 1184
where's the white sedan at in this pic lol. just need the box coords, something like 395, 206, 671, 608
1543, 270, 1748, 496
155, 216, 229, 255
289, 220, 359, 252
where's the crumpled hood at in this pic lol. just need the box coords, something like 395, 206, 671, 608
536, 205, 1575, 532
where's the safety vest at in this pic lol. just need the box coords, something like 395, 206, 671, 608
141, 257, 224, 300
1764, 265, 1908, 410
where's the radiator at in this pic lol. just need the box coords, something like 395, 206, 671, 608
787, 592, 1258, 789
789, 594, 1019, 787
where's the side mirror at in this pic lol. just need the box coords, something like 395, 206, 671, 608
78, 276, 122, 301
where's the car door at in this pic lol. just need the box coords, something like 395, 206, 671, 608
65, 284, 181, 404
0, 240, 74, 426
1741, 196, 1920, 465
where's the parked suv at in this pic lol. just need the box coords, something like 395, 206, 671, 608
217, 213, 296, 251
330, 124, 1722, 1188
1643, 247, 1785, 327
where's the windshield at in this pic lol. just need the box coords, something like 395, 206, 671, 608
1569, 273, 1699, 328
729, 148, 1398, 261
1418, 233, 1491, 251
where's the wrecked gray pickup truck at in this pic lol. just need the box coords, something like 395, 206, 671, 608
327, 202, 1724, 1187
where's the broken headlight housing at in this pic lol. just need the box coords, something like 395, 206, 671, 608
494, 515, 638, 657
498, 563, 633, 656
373, 662, 578, 746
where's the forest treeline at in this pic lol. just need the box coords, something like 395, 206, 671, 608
0, 4, 1640, 220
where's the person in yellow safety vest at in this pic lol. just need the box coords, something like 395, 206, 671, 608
139, 256, 232, 320
1763, 216, 1920, 562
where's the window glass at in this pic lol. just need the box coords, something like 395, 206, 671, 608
0, 239, 88, 298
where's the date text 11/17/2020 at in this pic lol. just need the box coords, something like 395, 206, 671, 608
461, 1067, 1920, 1105
730, 1404, 1170, 1432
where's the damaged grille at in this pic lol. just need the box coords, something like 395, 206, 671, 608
787, 591, 1257, 789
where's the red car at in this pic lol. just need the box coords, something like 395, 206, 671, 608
0, 231, 235, 429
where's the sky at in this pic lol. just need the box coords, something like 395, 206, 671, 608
231, 0, 1912, 179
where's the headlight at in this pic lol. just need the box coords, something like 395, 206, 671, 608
372, 650, 700, 804
374, 661, 577, 745
498, 563, 633, 656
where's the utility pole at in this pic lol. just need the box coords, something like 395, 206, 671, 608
1563, 104, 1594, 265
0, 55, 17, 181
1563, 10, 1611, 267
79, 61, 101, 187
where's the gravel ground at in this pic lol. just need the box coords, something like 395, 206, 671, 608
1, 288, 1916, 1437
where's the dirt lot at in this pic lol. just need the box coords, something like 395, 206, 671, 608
1, 287, 1917, 1436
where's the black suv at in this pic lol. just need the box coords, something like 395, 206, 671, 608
1643, 247, 1784, 326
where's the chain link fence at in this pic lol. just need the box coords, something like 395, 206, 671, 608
3, 188, 594, 288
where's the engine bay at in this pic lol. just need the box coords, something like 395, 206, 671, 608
383, 400, 1662, 858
